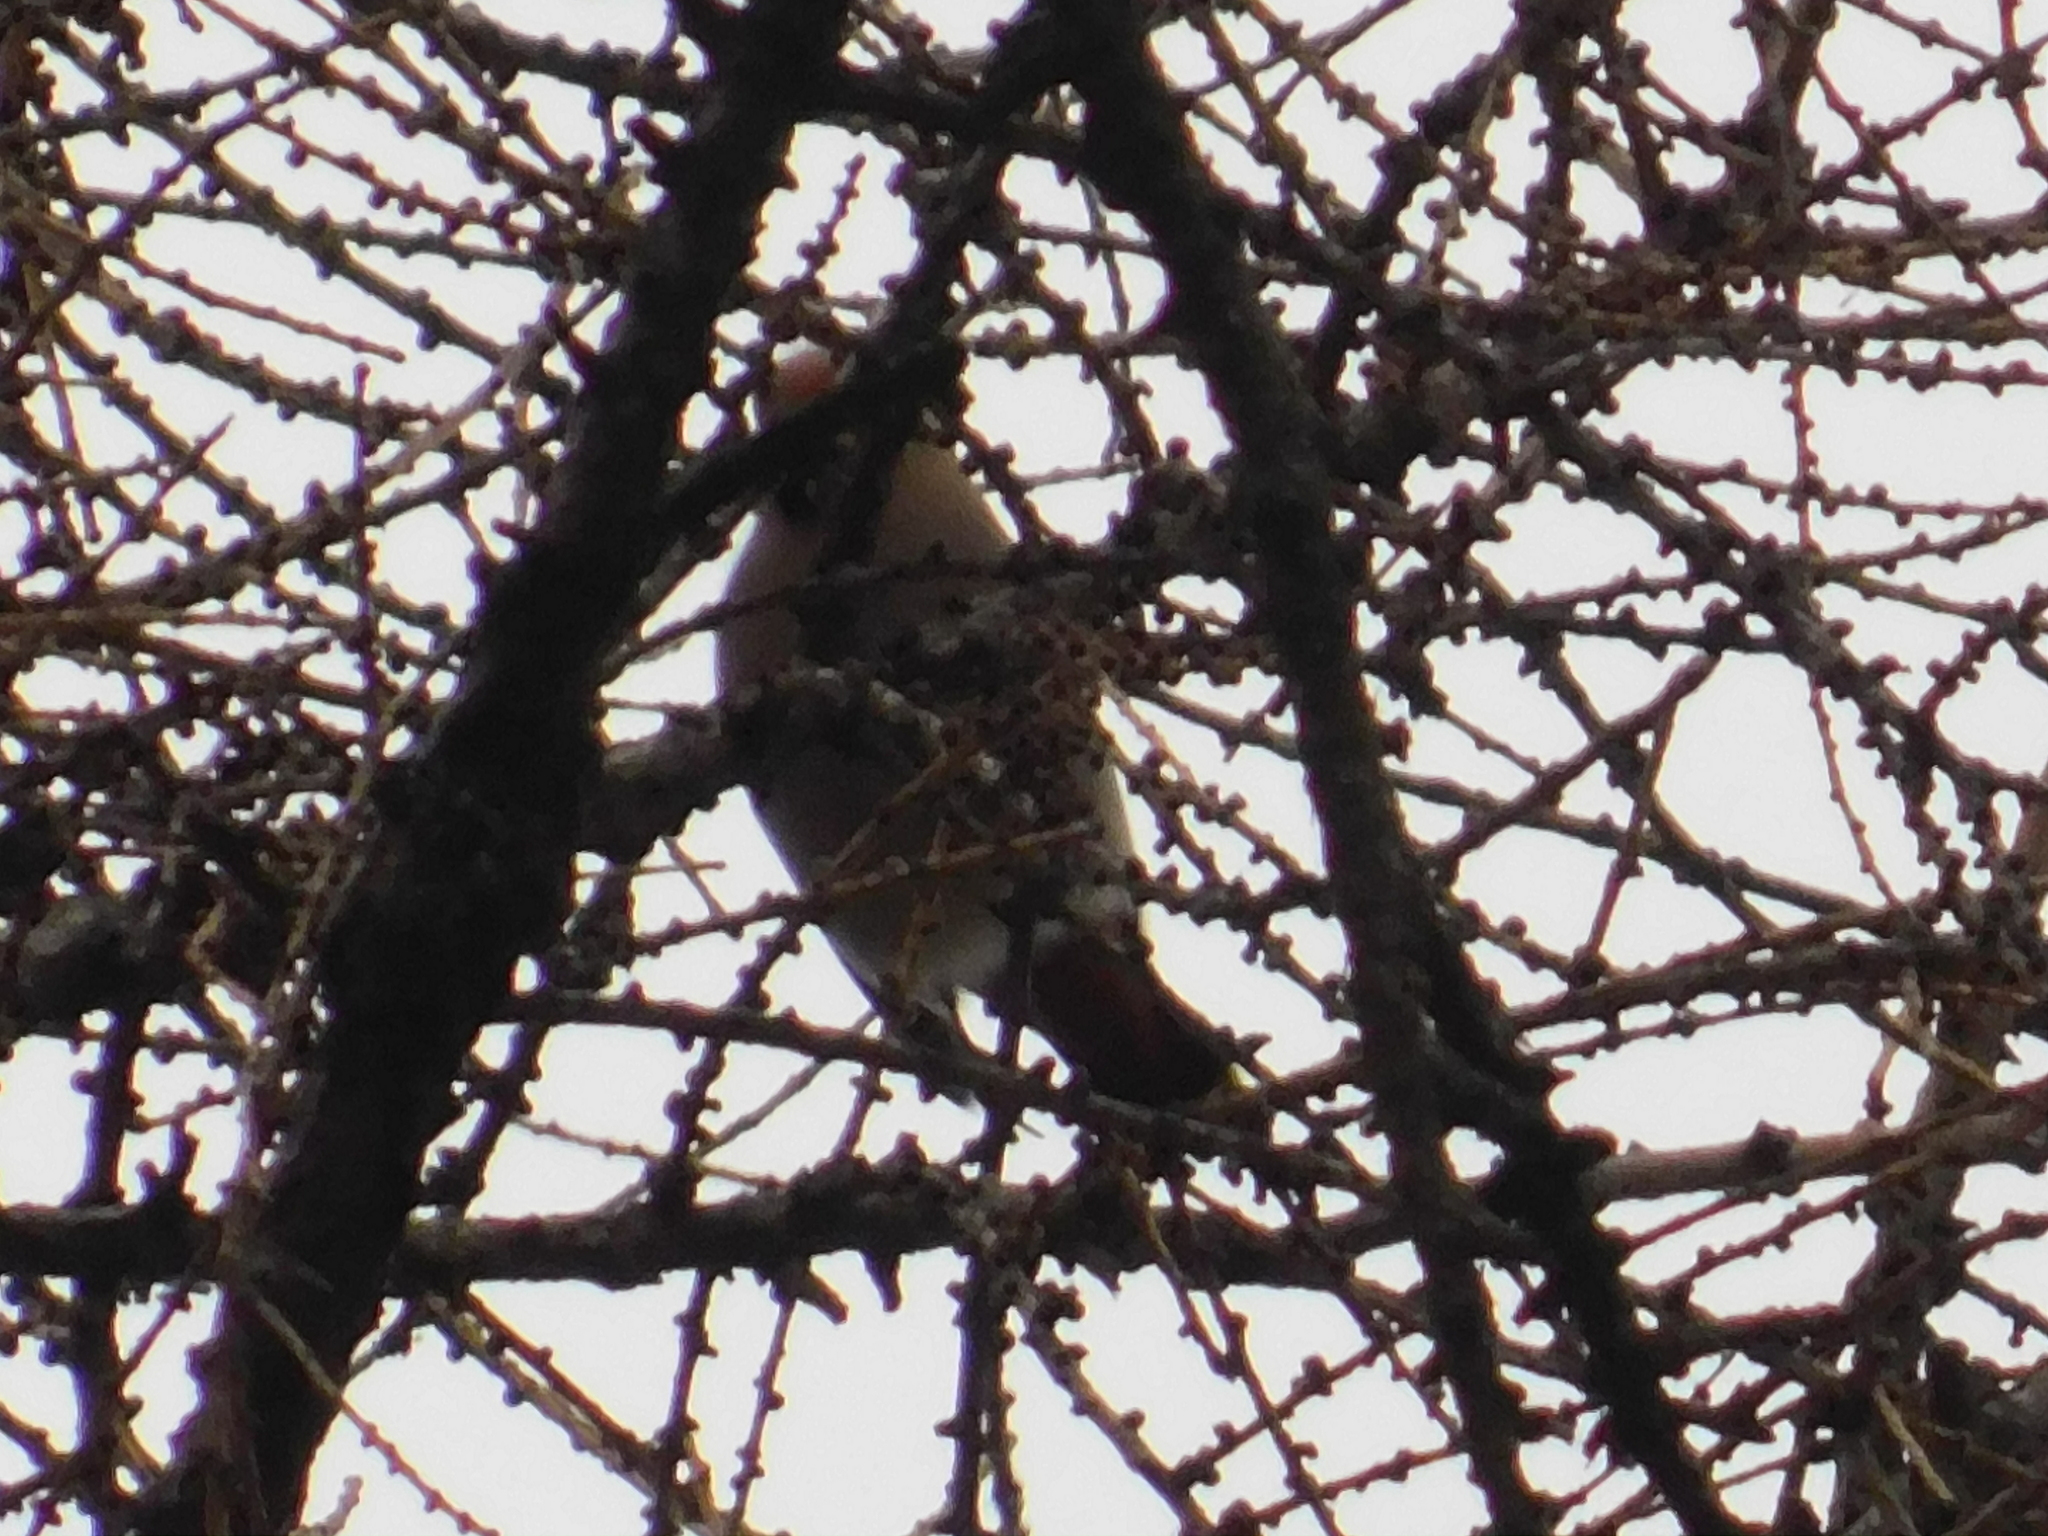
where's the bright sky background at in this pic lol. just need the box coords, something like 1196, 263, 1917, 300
9, 0, 2048, 1531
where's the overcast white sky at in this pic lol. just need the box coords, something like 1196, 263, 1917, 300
9, 0, 2048, 1531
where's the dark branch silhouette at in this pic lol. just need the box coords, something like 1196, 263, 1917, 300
4, 0, 2048, 1531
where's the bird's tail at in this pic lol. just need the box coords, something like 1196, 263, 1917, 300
1019, 927, 1238, 1107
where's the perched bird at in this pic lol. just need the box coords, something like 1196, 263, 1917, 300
715, 347, 1236, 1106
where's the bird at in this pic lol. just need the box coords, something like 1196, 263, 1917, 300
714, 345, 1237, 1107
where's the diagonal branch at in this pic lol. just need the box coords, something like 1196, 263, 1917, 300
1040, 2, 1742, 1530
125, 3, 857, 1528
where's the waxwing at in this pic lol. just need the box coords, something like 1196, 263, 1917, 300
715, 347, 1235, 1106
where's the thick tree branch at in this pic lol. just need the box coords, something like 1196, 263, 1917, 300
125, 4, 856, 1528
1043, 3, 1742, 1530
